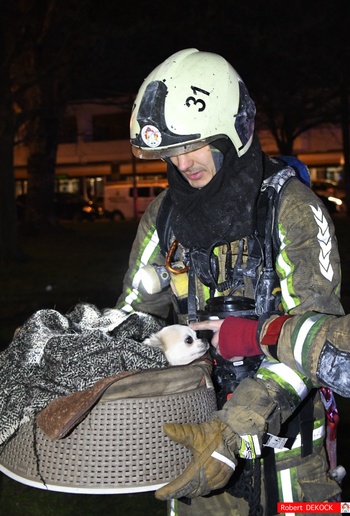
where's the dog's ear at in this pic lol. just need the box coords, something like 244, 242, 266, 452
143, 333, 162, 348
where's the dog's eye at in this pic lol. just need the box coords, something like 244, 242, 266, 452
185, 336, 194, 345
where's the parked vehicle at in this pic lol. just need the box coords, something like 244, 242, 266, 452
104, 181, 168, 220
56, 192, 104, 220
311, 179, 346, 214
16, 192, 103, 221
314, 194, 343, 214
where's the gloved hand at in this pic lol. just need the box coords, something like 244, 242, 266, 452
155, 419, 239, 500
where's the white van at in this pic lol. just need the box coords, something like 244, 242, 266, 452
104, 180, 168, 220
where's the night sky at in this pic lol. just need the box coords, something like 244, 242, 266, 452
71, 0, 350, 100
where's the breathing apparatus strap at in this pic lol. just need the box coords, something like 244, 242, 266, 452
263, 448, 279, 516
187, 253, 199, 323
156, 189, 174, 258
262, 390, 316, 516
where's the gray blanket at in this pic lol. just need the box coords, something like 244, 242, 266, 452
0, 303, 166, 450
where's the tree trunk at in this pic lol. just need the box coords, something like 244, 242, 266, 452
341, 83, 350, 215
0, 135, 23, 263
0, 86, 24, 263
25, 114, 59, 231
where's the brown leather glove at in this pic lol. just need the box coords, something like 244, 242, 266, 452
155, 419, 238, 500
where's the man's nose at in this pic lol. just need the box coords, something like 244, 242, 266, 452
176, 154, 193, 171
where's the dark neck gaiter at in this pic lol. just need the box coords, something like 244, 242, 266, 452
167, 135, 268, 249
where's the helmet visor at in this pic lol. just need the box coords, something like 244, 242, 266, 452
131, 134, 226, 160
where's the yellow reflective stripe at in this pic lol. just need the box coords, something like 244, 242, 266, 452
276, 225, 300, 310
141, 230, 160, 264
238, 434, 261, 459
167, 499, 178, 516
123, 229, 160, 312
257, 358, 311, 404
131, 231, 160, 289
274, 419, 325, 458
279, 468, 294, 505
120, 299, 133, 313
277, 467, 299, 507
280, 277, 297, 310
293, 313, 325, 373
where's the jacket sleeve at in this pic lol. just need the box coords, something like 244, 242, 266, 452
260, 311, 350, 397
275, 178, 343, 317
116, 190, 173, 319
259, 179, 349, 396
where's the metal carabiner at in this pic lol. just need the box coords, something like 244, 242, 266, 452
165, 240, 189, 274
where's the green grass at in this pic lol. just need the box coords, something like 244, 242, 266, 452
0, 476, 167, 516
1, 217, 350, 513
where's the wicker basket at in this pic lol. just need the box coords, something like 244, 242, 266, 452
0, 364, 217, 494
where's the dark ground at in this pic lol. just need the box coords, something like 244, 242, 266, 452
0, 217, 350, 514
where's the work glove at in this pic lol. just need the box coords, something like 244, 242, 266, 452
155, 419, 239, 500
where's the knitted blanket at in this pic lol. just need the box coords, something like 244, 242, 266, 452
0, 303, 167, 450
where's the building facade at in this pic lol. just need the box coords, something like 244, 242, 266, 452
14, 98, 346, 199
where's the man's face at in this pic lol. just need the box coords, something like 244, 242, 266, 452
169, 145, 216, 188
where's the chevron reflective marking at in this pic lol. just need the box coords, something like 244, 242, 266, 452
293, 313, 325, 373
309, 204, 334, 281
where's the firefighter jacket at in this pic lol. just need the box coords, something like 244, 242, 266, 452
116, 169, 344, 504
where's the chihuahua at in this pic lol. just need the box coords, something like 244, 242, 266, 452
144, 324, 209, 366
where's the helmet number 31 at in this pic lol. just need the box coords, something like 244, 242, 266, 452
185, 85, 210, 112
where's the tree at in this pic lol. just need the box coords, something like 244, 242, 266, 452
0, 1, 88, 261
0, 0, 130, 261
0, 2, 26, 262
218, 1, 349, 157
11, 0, 101, 231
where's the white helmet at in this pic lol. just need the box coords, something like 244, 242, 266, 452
130, 48, 256, 159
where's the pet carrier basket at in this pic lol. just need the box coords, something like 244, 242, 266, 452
0, 363, 217, 494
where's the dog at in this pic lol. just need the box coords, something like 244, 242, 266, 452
143, 324, 209, 366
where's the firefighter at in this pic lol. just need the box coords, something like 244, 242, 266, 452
116, 49, 343, 515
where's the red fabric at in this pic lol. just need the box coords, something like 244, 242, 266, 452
218, 316, 260, 359
260, 315, 292, 346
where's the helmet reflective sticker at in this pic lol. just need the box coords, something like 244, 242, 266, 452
141, 125, 162, 147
